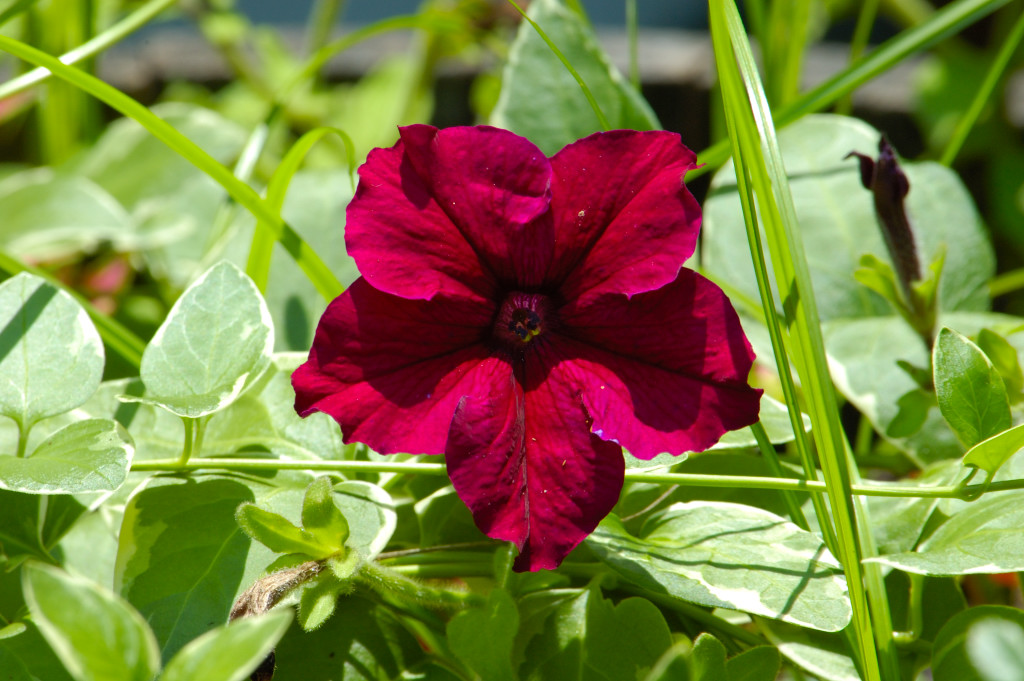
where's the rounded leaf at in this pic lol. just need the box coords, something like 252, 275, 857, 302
127, 261, 274, 418
0, 273, 103, 427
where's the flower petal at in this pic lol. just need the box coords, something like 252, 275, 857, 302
446, 349, 624, 571
292, 277, 507, 454
547, 130, 701, 302
346, 125, 554, 301
555, 269, 762, 458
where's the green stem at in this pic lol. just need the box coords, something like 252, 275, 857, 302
179, 418, 196, 466
939, 4, 1024, 166
129, 456, 1000, 498
626, 0, 639, 89
836, 0, 882, 114
751, 421, 809, 530
305, 0, 346, 60
16, 422, 30, 458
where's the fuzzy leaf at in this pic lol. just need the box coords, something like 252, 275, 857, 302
236, 503, 335, 559
301, 477, 349, 552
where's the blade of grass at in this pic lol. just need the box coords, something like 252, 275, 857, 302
247, 126, 356, 292
625, 0, 639, 89
0, 0, 176, 102
836, 0, 882, 114
939, 5, 1024, 165
694, 0, 1013, 177
710, 1, 896, 678
0, 34, 344, 302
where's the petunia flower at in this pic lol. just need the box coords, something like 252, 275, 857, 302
292, 125, 762, 571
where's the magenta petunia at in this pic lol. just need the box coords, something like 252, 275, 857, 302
293, 125, 762, 571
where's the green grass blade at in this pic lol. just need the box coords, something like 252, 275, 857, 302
940, 5, 1024, 166
0, 0, 177, 101
694, 0, 1012, 176
710, 1, 892, 678
247, 127, 356, 292
0, 35, 344, 302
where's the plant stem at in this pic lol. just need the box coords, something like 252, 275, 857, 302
129, 456, 1001, 499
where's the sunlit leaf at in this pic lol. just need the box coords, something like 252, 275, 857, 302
23, 562, 159, 681
121, 261, 273, 419
159, 610, 292, 681
0, 419, 132, 494
588, 503, 851, 631
934, 327, 1011, 447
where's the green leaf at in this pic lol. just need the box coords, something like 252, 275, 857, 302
297, 577, 342, 632
624, 396, 809, 470
703, 115, 994, 322
758, 619, 859, 681
726, 646, 781, 681
967, 618, 1024, 681
301, 477, 349, 552
934, 327, 1011, 447
159, 610, 291, 681
116, 477, 254, 662
489, 0, 659, 155
933, 606, 1024, 681
332, 481, 396, 559
271, 595, 423, 681
0, 620, 76, 681
516, 585, 673, 681
824, 312, 1019, 465
123, 261, 274, 418
23, 562, 160, 681
690, 633, 727, 681
0, 171, 136, 261
962, 422, 1024, 476
977, 328, 1024, 400
0, 273, 103, 429
587, 503, 851, 632
871, 491, 1024, 575
0, 419, 132, 494
236, 503, 336, 560
448, 589, 518, 681
0, 489, 84, 562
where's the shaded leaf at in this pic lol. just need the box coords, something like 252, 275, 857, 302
116, 478, 254, 662
871, 492, 1024, 575
933, 606, 1024, 681
448, 589, 518, 681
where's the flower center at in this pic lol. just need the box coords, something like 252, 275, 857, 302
494, 292, 551, 348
